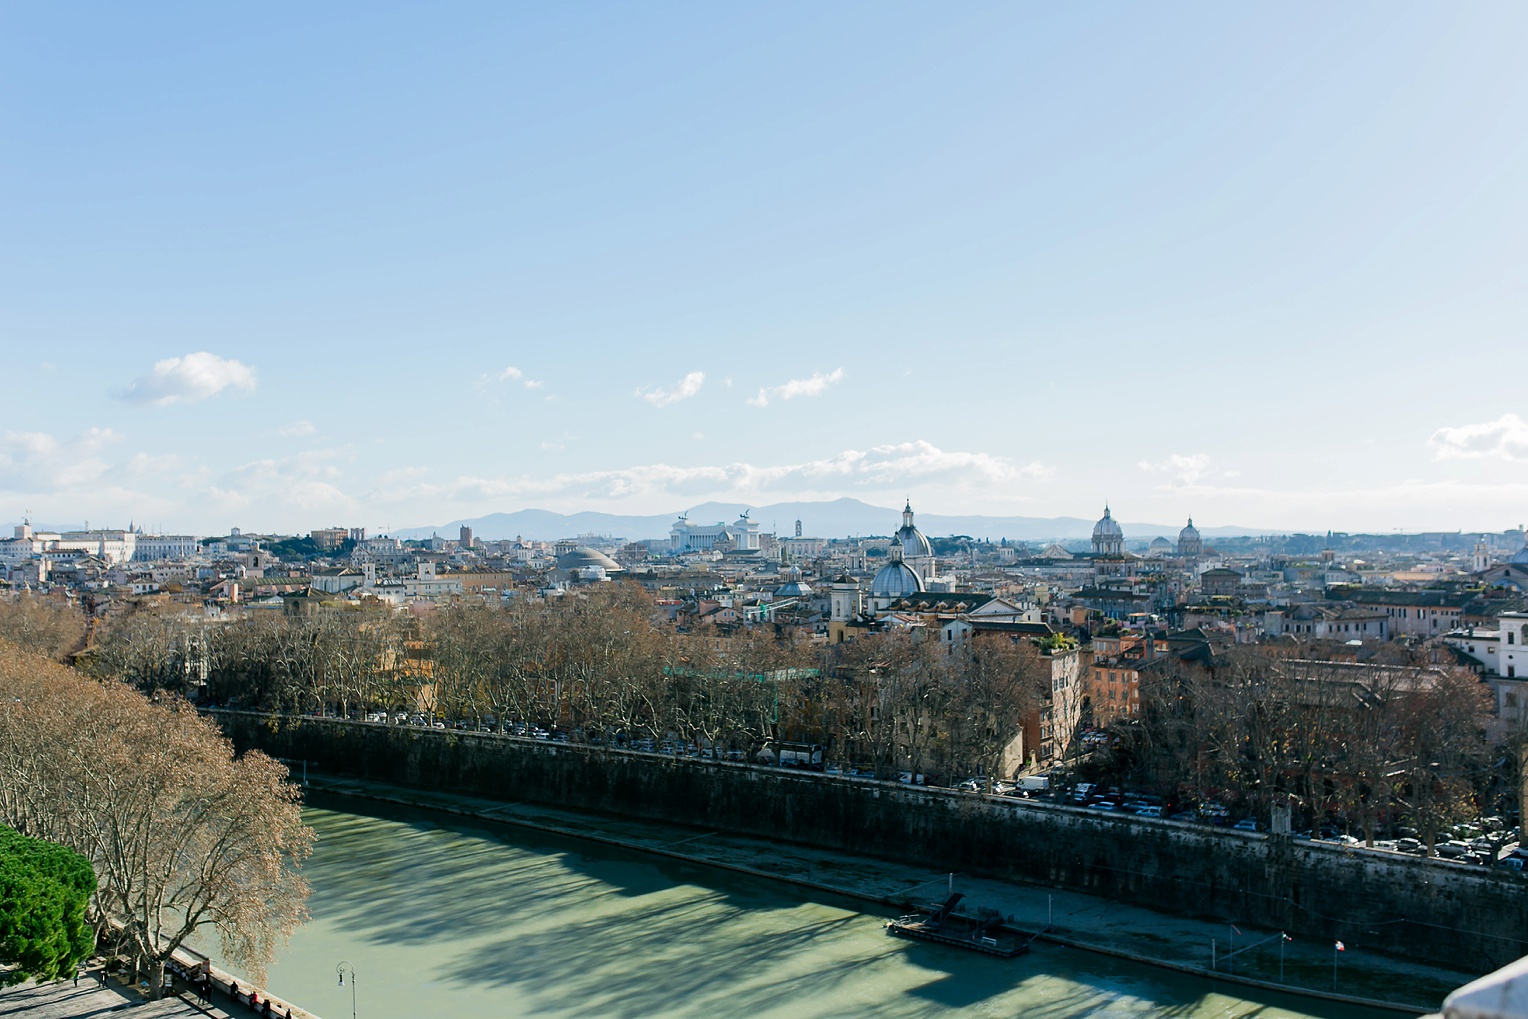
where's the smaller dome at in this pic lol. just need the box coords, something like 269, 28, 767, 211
872, 560, 924, 599
1149, 537, 1172, 550
774, 568, 813, 598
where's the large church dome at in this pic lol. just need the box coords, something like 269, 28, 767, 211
895, 500, 933, 560
1511, 542, 1528, 565
1177, 517, 1203, 557
1091, 506, 1124, 555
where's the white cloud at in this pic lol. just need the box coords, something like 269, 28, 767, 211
1137, 453, 1213, 487
120, 352, 257, 406
212, 448, 358, 515
441, 440, 1048, 507
1428, 414, 1528, 461
0, 428, 123, 492
747, 368, 844, 408
479, 366, 545, 392
638, 371, 706, 408
278, 420, 317, 438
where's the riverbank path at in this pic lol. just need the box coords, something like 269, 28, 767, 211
0, 966, 275, 1018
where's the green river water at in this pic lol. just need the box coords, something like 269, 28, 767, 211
258, 794, 1401, 1019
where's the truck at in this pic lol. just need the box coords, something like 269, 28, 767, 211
1018, 775, 1050, 793
768, 742, 824, 769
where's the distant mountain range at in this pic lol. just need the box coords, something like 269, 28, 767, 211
394, 498, 1274, 544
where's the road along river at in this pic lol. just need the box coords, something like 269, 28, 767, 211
257, 793, 1406, 1019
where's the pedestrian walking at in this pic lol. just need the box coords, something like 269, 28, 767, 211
74, 968, 80, 987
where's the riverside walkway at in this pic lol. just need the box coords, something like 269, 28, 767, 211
0, 965, 282, 1018
306, 771, 1471, 1015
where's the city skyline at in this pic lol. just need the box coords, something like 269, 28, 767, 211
4, 4, 1526, 533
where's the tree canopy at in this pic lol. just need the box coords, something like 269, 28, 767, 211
0, 826, 95, 985
0, 639, 313, 995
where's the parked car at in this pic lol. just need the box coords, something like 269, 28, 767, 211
957, 778, 983, 793
992, 781, 1018, 796
1135, 805, 1163, 818
1233, 818, 1259, 832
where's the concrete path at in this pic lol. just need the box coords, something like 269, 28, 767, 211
305, 772, 1472, 1014
0, 966, 270, 1018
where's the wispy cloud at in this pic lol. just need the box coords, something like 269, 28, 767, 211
278, 420, 316, 438
748, 368, 844, 408
0, 428, 123, 492
637, 370, 706, 407
1428, 413, 1528, 461
212, 448, 358, 514
484, 365, 545, 391
119, 352, 257, 406
434, 440, 1048, 506
1137, 453, 1213, 487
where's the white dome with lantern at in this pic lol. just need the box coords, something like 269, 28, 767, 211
1091, 506, 1124, 556
1177, 517, 1203, 558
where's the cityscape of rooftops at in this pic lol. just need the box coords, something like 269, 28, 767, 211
3, 6, 1527, 1019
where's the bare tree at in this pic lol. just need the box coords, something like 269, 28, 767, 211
0, 639, 313, 996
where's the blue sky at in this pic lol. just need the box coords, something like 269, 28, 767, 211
3, 3, 1525, 535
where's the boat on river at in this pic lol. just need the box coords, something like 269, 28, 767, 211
885, 892, 1028, 958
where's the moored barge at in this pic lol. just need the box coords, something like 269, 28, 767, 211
885, 892, 1029, 958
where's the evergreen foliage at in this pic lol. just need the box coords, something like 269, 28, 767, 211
0, 826, 95, 985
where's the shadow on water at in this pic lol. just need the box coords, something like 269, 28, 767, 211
276, 794, 1405, 1019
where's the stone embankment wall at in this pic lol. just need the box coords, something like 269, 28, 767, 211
215, 711, 1527, 972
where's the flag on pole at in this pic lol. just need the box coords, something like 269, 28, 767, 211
1282, 933, 1292, 942
1232, 925, 1242, 936
1335, 941, 1346, 951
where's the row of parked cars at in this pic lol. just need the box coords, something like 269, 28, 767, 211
328, 710, 1528, 866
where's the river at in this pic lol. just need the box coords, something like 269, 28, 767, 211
257, 793, 1399, 1018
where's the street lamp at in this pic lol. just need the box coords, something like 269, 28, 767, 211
336, 961, 357, 1019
